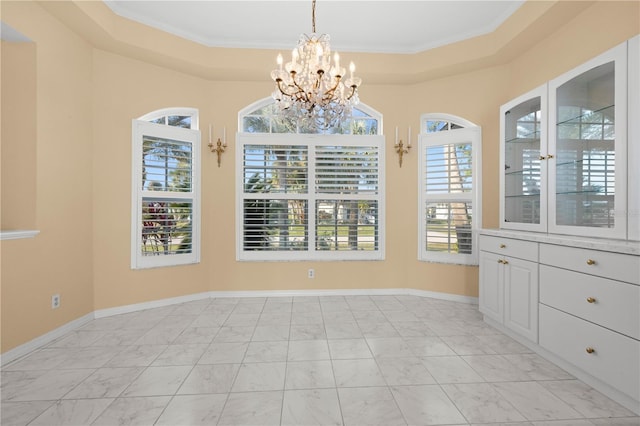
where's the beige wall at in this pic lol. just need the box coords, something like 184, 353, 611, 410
1, 0, 638, 354
1, 1, 94, 352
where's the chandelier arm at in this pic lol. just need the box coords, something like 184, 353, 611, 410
328, 75, 342, 94
289, 75, 310, 102
276, 79, 294, 96
316, 75, 342, 104
278, 80, 307, 104
345, 85, 357, 101
321, 85, 338, 101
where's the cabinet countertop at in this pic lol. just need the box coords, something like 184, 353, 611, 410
480, 229, 640, 256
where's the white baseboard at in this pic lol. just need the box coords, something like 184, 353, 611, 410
208, 288, 478, 305
1, 288, 477, 367
1, 312, 94, 366
403, 288, 478, 305
94, 291, 212, 318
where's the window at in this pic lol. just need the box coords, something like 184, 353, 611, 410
131, 108, 200, 269
237, 98, 384, 261
419, 114, 481, 264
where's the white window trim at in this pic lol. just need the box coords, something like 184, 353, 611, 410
0, 230, 40, 240
138, 107, 200, 129
236, 133, 385, 261
131, 110, 201, 269
418, 114, 482, 265
236, 98, 384, 261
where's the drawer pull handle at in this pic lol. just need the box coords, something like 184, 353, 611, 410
497, 259, 504, 264
502, 259, 509, 265
586, 259, 596, 265
586, 297, 596, 304
499, 244, 506, 248
586, 347, 595, 354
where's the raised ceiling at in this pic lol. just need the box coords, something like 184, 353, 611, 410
103, 1, 526, 54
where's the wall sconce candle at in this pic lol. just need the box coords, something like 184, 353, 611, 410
207, 124, 227, 167
394, 126, 411, 168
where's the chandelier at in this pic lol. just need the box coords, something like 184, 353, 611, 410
270, 0, 362, 130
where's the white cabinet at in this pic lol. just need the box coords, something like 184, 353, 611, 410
479, 251, 503, 323
500, 84, 548, 232
480, 230, 640, 414
486, 34, 640, 415
479, 235, 538, 343
503, 256, 538, 342
548, 42, 628, 239
539, 243, 640, 404
539, 304, 639, 404
500, 36, 639, 241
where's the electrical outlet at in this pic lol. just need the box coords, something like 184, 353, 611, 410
308, 268, 315, 279
51, 294, 60, 309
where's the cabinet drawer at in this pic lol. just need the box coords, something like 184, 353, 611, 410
540, 265, 639, 340
540, 304, 640, 401
480, 235, 538, 261
540, 244, 640, 285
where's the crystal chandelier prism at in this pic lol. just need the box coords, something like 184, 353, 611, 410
270, 0, 362, 130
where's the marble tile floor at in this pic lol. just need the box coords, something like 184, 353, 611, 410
1, 295, 638, 426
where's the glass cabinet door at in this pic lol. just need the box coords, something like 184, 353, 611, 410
549, 43, 627, 239
500, 85, 547, 231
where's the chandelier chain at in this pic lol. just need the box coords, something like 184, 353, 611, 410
312, 0, 316, 33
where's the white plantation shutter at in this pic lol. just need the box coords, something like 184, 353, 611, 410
419, 122, 481, 265
242, 144, 309, 252
132, 117, 200, 269
238, 134, 384, 261
315, 143, 381, 253
315, 146, 379, 195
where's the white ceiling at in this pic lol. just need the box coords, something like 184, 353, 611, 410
103, 1, 525, 54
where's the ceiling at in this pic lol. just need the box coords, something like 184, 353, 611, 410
103, 1, 526, 54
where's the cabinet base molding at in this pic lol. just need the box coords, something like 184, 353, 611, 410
483, 316, 640, 415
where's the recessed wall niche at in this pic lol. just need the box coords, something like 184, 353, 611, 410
1, 24, 37, 231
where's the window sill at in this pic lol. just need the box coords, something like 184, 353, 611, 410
1, 230, 40, 240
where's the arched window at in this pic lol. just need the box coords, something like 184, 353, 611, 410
236, 98, 384, 261
419, 113, 481, 265
239, 97, 380, 135
131, 108, 200, 269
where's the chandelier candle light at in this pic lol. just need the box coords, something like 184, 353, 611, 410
271, 0, 362, 129
394, 126, 411, 168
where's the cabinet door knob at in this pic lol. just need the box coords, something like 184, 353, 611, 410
499, 244, 506, 248
539, 155, 546, 160
502, 259, 509, 265
547, 154, 554, 159
586, 259, 596, 265
497, 259, 504, 264
586, 347, 595, 354
586, 297, 596, 303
